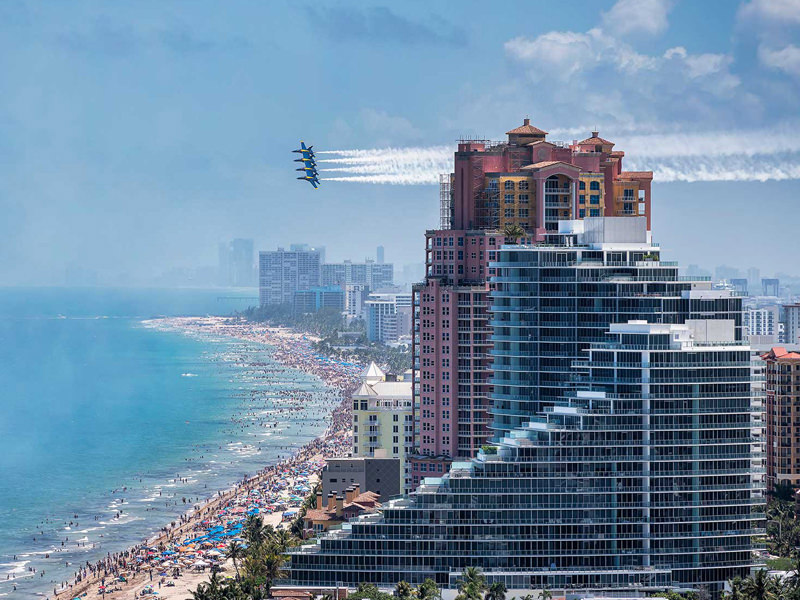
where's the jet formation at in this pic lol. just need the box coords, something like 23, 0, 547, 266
293, 141, 320, 188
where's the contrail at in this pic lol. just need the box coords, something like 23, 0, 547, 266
319, 125, 800, 184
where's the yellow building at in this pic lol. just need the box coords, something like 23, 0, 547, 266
351, 362, 413, 492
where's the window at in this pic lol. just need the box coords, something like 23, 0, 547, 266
518, 180, 529, 190
579, 195, 585, 204
579, 181, 586, 190
590, 195, 600, 204
590, 208, 601, 217
518, 194, 529, 204
504, 193, 514, 204
504, 180, 515, 190
518, 208, 529, 218
579, 209, 586, 218
504, 208, 514, 218
590, 181, 601, 191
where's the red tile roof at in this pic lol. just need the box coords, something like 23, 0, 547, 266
506, 118, 548, 136
578, 131, 614, 147
619, 171, 653, 180
762, 347, 800, 361
521, 160, 580, 171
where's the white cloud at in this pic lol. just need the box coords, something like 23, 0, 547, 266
505, 28, 660, 81
738, 0, 800, 25
504, 31, 598, 78
602, 0, 673, 37
758, 44, 800, 77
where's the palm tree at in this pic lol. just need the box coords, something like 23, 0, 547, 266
226, 541, 245, 579
456, 567, 487, 600
416, 578, 440, 600
271, 528, 296, 553
743, 569, 773, 600
539, 588, 552, 600
395, 580, 414, 600
503, 223, 526, 244
519, 594, 535, 600
724, 576, 745, 600
243, 513, 265, 546
485, 581, 507, 600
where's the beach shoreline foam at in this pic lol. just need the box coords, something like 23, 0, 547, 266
42, 317, 360, 600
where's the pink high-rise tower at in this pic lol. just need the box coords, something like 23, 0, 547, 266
409, 119, 654, 490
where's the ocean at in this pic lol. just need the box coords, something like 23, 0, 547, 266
0, 288, 333, 599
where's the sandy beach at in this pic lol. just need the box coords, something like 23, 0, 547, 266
49, 317, 361, 600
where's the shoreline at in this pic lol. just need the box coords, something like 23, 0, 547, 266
46, 317, 360, 600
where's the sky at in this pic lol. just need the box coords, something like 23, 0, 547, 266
0, 0, 798, 285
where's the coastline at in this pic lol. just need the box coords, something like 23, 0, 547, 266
49, 317, 360, 600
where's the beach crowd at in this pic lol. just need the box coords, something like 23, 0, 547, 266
43, 318, 363, 600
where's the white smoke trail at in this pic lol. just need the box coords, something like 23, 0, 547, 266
320, 126, 800, 184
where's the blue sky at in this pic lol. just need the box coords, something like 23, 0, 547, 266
0, 0, 798, 285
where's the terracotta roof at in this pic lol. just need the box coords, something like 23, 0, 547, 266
304, 492, 381, 522
304, 509, 338, 522
271, 591, 312, 598
506, 118, 548, 136
610, 150, 625, 157
619, 171, 653, 180
520, 160, 580, 171
762, 347, 800, 361
527, 140, 556, 148
578, 131, 614, 147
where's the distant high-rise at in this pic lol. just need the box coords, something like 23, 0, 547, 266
258, 246, 321, 306
785, 304, 800, 345
321, 260, 393, 291
218, 239, 255, 287
377, 245, 385, 264
365, 292, 412, 344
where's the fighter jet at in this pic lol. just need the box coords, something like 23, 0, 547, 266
297, 174, 320, 189
292, 141, 315, 161
296, 165, 319, 177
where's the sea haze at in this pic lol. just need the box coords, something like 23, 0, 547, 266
0, 288, 332, 599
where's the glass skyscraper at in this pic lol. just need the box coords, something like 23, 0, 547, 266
288, 218, 764, 594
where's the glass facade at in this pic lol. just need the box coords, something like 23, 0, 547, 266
288, 228, 764, 594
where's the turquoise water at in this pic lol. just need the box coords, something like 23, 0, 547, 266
0, 288, 333, 599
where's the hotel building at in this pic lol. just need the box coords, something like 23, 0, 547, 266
352, 362, 415, 492
259, 246, 321, 306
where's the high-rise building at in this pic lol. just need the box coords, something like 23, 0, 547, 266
744, 305, 781, 344
351, 363, 414, 492
365, 292, 412, 344
293, 286, 345, 314
258, 246, 321, 306
344, 284, 369, 320
218, 238, 255, 287
288, 219, 764, 593
784, 304, 800, 345
763, 278, 780, 297
411, 120, 655, 484
763, 346, 800, 489
321, 260, 394, 290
